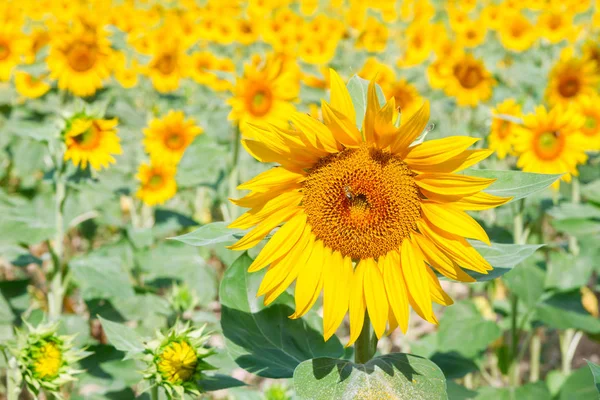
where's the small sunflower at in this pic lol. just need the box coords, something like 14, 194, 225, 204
228, 54, 299, 137
0, 24, 27, 81
489, 99, 522, 159
497, 11, 537, 52
136, 163, 177, 206
546, 54, 599, 107
456, 20, 487, 48
143, 111, 203, 165
14, 71, 51, 99
513, 105, 588, 189
63, 115, 122, 171
575, 95, 600, 151
582, 39, 600, 74
537, 11, 579, 44
444, 54, 495, 106
387, 79, 424, 120
228, 70, 510, 344
114, 52, 139, 89
397, 26, 434, 68
144, 40, 189, 93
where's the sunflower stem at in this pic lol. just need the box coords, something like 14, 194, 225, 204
355, 312, 376, 364
228, 125, 241, 219
6, 355, 20, 400
529, 329, 541, 382
150, 385, 159, 400
48, 164, 67, 322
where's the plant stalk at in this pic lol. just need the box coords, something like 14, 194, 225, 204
228, 125, 241, 219
354, 312, 377, 364
529, 329, 541, 382
48, 169, 66, 321
151, 385, 159, 400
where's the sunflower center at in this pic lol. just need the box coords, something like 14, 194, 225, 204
156, 53, 177, 75
583, 114, 598, 135
164, 131, 185, 150
72, 124, 101, 150
31, 342, 62, 380
157, 340, 198, 384
534, 130, 564, 160
497, 120, 511, 139
67, 43, 97, 72
558, 76, 580, 98
0, 41, 10, 61
510, 21, 527, 37
303, 144, 421, 260
246, 84, 273, 117
147, 173, 165, 189
548, 15, 562, 30
454, 64, 482, 89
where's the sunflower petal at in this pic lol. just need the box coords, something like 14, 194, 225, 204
364, 258, 389, 339
452, 192, 512, 210
322, 101, 362, 147
329, 69, 356, 125
383, 251, 410, 333
291, 240, 325, 319
323, 251, 353, 340
404, 137, 480, 168
412, 149, 493, 174
228, 206, 300, 250
363, 79, 380, 143
229, 190, 302, 229
415, 173, 496, 198
421, 202, 491, 245
289, 112, 339, 152
347, 260, 366, 347
237, 167, 304, 192
412, 232, 476, 283
401, 236, 433, 322
390, 101, 430, 154
425, 266, 454, 306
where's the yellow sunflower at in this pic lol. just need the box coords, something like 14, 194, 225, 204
228, 70, 509, 343
497, 11, 537, 52
575, 95, 600, 151
537, 11, 579, 44
513, 105, 588, 189
546, 54, 599, 107
113, 52, 139, 89
0, 24, 27, 81
136, 163, 177, 206
14, 72, 51, 99
143, 111, 203, 166
387, 79, 424, 120
46, 23, 113, 97
489, 99, 522, 159
456, 20, 487, 48
63, 116, 122, 170
444, 54, 495, 107
144, 39, 189, 93
583, 39, 600, 74
228, 54, 299, 137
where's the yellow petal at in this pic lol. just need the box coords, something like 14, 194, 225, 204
323, 251, 353, 340
230, 182, 300, 209
347, 260, 366, 347
364, 258, 389, 339
404, 137, 480, 168
415, 173, 496, 198
383, 251, 410, 334
401, 236, 433, 322
321, 101, 362, 147
229, 190, 302, 229
363, 79, 381, 143
290, 240, 325, 319
412, 232, 476, 283
289, 112, 339, 152
421, 202, 491, 245
328, 69, 356, 125
389, 101, 430, 155
411, 149, 493, 174
425, 265, 454, 306
248, 213, 308, 272
374, 97, 398, 148
451, 192, 512, 211
228, 206, 300, 251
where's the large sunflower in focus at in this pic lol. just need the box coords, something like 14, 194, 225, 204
513, 105, 587, 189
546, 55, 599, 107
228, 54, 299, 137
229, 70, 510, 343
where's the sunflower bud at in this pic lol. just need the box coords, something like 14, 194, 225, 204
10, 322, 88, 399
142, 322, 215, 398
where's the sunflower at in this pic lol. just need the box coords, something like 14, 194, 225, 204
546, 55, 599, 107
456, 21, 487, 48
387, 79, 424, 120
14, 71, 51, 99
63, 116, 122, 170
143, 111, 203, 166
575, 95, 600, 151
513, 105, 588, 189
136, 163, 177, 206
489, 99, 522, 159
46, 23, 113, 97
397, 26, 434, 68
228, 54, 299, 137
228, 70, 509, 343
497, 11, 537, 52
0, 24, 27, 81
358, 57, 396, 91
444, 54, 495, 106
537, 11, 579, 44
113, 52, 139, 89
583, 39, 600, 74
144, 39, 189, 93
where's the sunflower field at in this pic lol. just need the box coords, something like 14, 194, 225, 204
1, 0, 600, 399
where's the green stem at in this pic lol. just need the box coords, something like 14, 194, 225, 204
5, 354, 20, 400
151, 385, 159, 400
354, 312, 377, 364
568, 177, 580, 255
529, 329, 541, 382
48, 170, 66, 321
228, 126, 241, 219
560, 328, 582, 375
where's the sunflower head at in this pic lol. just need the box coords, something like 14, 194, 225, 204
444, 53, 495, 106
142, 322, 215, 398
143, 110, 203, 165
10, 322, 88, 398
14, 71, 51, 99
489, 99, 522, 159
229, 70, 510, 344
546, 53, 600, 107
135, 162, 177, 206
574, 95, 600, 151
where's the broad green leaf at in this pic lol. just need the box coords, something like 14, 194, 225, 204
545, 252, 594, 291
220, 253, 344, 379
430, 351, 479, 379
546, 370, 568, 397
0, 292, 14, 324
197, 374, 246, 392
437, 300, 502, 358
475, 382, 550, 400
559, 366, 598, 400
551, 218, 600, 237
70, 256, 134, 300
586, 360, 600, 393
170, 222, 245, 247
464, 169, 561, 202
100, 359, 143, 386
447, 381, 477, 400
547, 203, 600, 220
293, 354, 447, 400
582, 180, 600, 203
465, 242, 544, 282
504, 260, 546, 309
346, 74, 386, 129
535, 291, 600, 333
98, 317, 145, 355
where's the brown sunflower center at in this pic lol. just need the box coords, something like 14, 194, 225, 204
558, 76, 580, 98
246, 83, 273, 117
155, 53, 177, 75
548, 15, 562, 30
454, 63, 483, 89
67, 43, 98, 72
147, 173, 165, 190
72, 123, 101, 150
0, 41, 10, 61
164, 131, 185, 150
534, 130, 564, 160
497, 120, 511, 139
302, 144, 421, 260
510, 20, 528, 38
391, 86, 414, 111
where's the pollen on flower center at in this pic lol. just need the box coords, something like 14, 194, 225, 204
558, 76, 580, 97
157, 340, 198, 384
303, 144, 421, 260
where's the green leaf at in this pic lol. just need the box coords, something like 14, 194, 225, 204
551, 218, 600, 237
504, 260, 546, 309
293, 354, 447, 400
197, 374, 246, 392
582, 180, 600, 203
475, 382, 550, 400
70, 256, 134, 300
535, 291, 600, 333
586, 360, 600, 394
220, 253, 344, 379
346, 75, 386, 129
465, 242, 544, 282
437, 300, 502, 358
545, 252, 594, 291
98, 317, 145, 355
559, 366, 598, 400
170, 222, 245, 247
430, 351, 478, 379
447, 381, 477, 400
464, 169, 561, 202
547, 203, 600, 220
